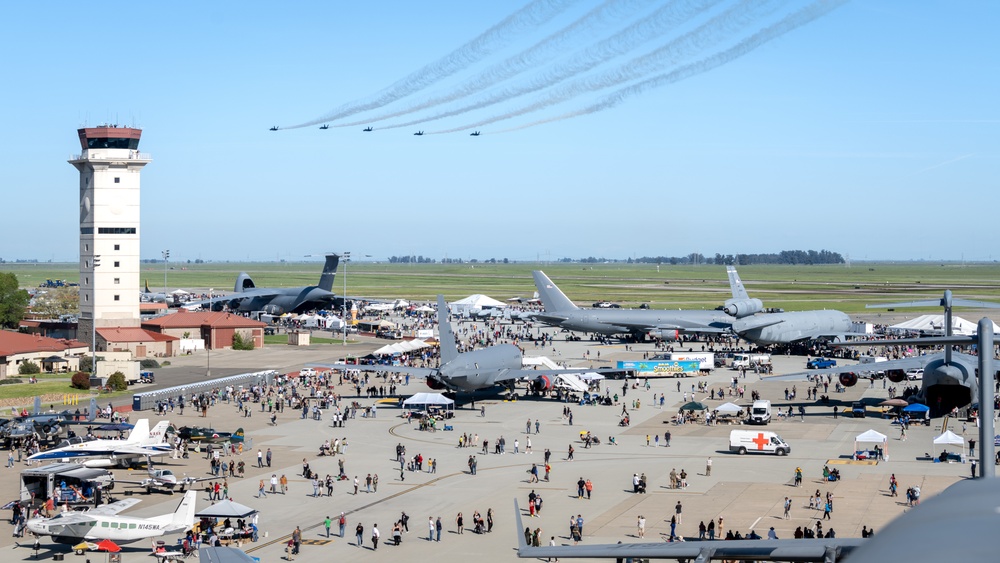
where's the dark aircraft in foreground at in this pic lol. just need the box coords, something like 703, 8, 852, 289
170, 426, 245, 444
269, 126, 278, 131
363, 126, 373, 132
470, 131, 480, 136
321, 295, 609, 393
413, 131, 424, 136
183, 254, 343, 315
532, 270, 731, 341
319, 124, 329, 130
780, 290, 1000, 416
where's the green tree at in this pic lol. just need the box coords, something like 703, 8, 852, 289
29, 286, 79, 318
18, 361, 40, 375
231, 332, 255, 350
107, 371, 128, 391
0, 272, 30, 329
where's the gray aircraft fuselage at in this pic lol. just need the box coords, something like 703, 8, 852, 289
734, 310, 852, 345
433, 344, 524, 392
535, 309, 731, 340
230, 286, 337, 315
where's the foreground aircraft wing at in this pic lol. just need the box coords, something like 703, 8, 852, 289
773, 356, 931, 381
87, 498, 142, 516
486, 367, 618, 386
612, 320, 731, 335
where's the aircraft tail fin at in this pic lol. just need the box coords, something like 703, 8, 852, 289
33, 397, 41, 416
151, 490, 197, 531
727, 266, 750, 300
126, 419, 150, 443
234, 273, 255, 293
317, 254, 341, 293
436, 295, 459, 365
142, 420, 171, 446
88, 398, 97, 422
144, 280, 151, 294
233, 428, 244, 442
532, 271, 578, 312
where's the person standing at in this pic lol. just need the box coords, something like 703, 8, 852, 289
585, 479, 593, 499
257, 449, 264, 468
428, 516, 435, 541
355, 523, 364, 548
371, 524, 380, 550
784, 497, 791, 519
292, 526, 301, 555
675, 501, 683, 524
637, 515, 645, 538
706, 457, 712, 476
456, 512, 464, 534
266, 448, 272, 467
435, 516, 443, 542
324, 516, 331, 538
339, 512, 346, 538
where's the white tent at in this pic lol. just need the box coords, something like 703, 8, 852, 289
933, 430, 966, 460
170, 289, 190, 295
413, 305, 435, 313
854, 429, 888, 460
402, 392, 454, 414
372, 339, 429, 356
714, 402, 743, 415
888, 314, 1000, 336
450, 294, 507, 315
578, 372, 605, 381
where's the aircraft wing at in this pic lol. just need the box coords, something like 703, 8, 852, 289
321, 364, 437, 377
488, 367, 616, 385
87, 498, 142, 516
772, 356, 931, 381
606, 320, 731, 335
181, 289, 283, 310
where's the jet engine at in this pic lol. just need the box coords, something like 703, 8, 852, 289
426, 375, 447, 390
648, 329, 681, 341
531, 375, 553, 393
263, 303, 285, 315
723, 298, 764, 318
211, 301, 226, 312
839, 372, 858, 387
886, 369, 907, 383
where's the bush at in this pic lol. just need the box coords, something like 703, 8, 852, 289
71, 372, 91, 390
0, 378, 24, 385
107, 371, 128, 391
18, 361, 40, 375
139, 359, 160, 369
231, 332, 255, 351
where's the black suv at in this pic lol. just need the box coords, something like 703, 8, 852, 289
851, 402, 866, 418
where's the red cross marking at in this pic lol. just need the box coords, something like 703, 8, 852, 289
752, 433, 769, 450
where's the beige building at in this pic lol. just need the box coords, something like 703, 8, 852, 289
0, 331, 88, 379
96, 327, 178, 358
142, 310, 265, 350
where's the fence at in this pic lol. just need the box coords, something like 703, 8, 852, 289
131, 370, 277, 411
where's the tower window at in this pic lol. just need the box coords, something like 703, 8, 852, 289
114, 261, 120, 267
85, 294, 89, 302
85, 277, 89, 285
114, 244, 120, 250
114, 295, 120, 301
114, 177, 120, 183
114, 278, 120, 284
84, 244, 89, 252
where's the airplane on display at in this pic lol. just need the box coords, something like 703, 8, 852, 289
27, 420, 172, 468
413, 130, 424, 136
321, 295, 608, 393
170, 426, 245, 444
140, 281, 167, 303
470, 131, 480, 136
363, 126, 373, 132
27, 491, 196, 544
119, 468, 213, 494
184, 254, 343, 315
268, 126, 278, 131
531, 271, 732, 341
782, 290, 1000, 416
724, 266, 854, 345
319, 124, 329, 130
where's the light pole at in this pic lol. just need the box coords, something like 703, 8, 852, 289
162, 250, 170, 294
91, 255, 100, 375
342, 252, 350, 345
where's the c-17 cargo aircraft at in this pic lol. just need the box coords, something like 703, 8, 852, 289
724, 266, 854, 345
320, 295, 608, 393
531, 271, 732, 341
27, 490, 196, 545
184, 254, 342, 315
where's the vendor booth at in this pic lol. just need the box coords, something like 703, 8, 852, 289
854, 429, 888, 461
932, 430, 966, 463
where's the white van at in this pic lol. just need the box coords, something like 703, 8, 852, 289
858, 355, 888, 378
730, 430, 790, 456
749, 400, 771, 425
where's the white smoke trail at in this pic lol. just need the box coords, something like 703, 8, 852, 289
441, 0, 846, 133
335, 0, 656, 128
282, 0, 581, 129
380, 0, 726, 131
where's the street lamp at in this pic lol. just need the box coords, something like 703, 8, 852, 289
91, 255, 100, 375
342, 252, 351, 346
162, 250, 170, 294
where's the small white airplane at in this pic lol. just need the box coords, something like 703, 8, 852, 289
119, 468, 213, 494
27, 490, 196, 544
28, 419, 173, 468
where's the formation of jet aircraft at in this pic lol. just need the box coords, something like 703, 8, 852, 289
27, 491, 196, 544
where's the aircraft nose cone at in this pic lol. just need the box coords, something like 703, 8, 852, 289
26, 518, 44, 533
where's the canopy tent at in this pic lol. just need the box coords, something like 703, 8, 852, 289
170, 289, 191, 295
903, 403, 930, 413
402, 393, 454, 414
195, 499, 258, 519
578, 372, 605, 381
933, 430, 967, 461
854, 429, 888, 461
372, 339, 429, 356
679, 401, 708, 411
714, 402, 743, 415
450, 294, 507, 315
888, 314, 1000, 336
413, 305, 435, 313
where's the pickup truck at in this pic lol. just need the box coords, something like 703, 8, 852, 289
806, 358, 837, 369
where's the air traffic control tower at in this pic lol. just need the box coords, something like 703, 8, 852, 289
70, 127, 151, 345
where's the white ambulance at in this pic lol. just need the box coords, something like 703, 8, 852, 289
729, 430, 790, 456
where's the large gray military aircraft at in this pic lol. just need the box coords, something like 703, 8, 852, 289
185, 254, 341, 315
783, 290, 1000, 416
531, 271, 731, 341
724, 266, 854, 345
321, 295, 606, 393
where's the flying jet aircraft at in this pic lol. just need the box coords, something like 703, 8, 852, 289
28, 419, 172, 467
184, 254, 342, 315
781, 290, 1000, 416
319, 124, 329, 130
413, 131, 424, 136
363, 126, 373, 132
321, 295, 608, 393
531, 271, 732, 341
27, 491, 196, 545
724, 266, 854, 345
269, 126, 278, 131
119, 468, 213, 494
470, 131, 480, 136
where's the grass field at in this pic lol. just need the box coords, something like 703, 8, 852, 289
6, 261, 1000, 314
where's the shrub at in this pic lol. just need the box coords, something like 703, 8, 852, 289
231, 332, 255, 351
18, 361, 40, 375
107, 371, 128, 391
0, 378, 24, 385
71, 372, 91, 390
139, 359, 160, 369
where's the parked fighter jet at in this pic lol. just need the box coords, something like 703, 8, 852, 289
319, 124, 329, 130
183, 254, 342, 315
724, 266, 854, 345
363, 126, 373, 132
269, 126, 278, 131
531, 271, 731, 341
783, 290, 1000, 416
119, 468, 213, 494
321, 296, 610, 393
28, 420, 172, 467
413, 131, 424, 136
27, 491, 196, 545
470, 131, 480, 136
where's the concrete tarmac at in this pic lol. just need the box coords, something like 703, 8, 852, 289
0, 328, 969, 562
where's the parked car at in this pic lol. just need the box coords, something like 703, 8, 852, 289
906, 368, 924, 380
851, 402, 866, 418
807, 358, 837, 369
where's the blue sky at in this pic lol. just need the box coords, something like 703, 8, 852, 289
1, 0, 996, 263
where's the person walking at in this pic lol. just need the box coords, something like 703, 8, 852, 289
324, 516, 332, 538
257, 479, 266, 498
637, 515, 645, 538
371, 524, 380, 550
339, 512, 346, 538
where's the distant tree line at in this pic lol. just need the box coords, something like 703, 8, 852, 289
565, 250, 844, 265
